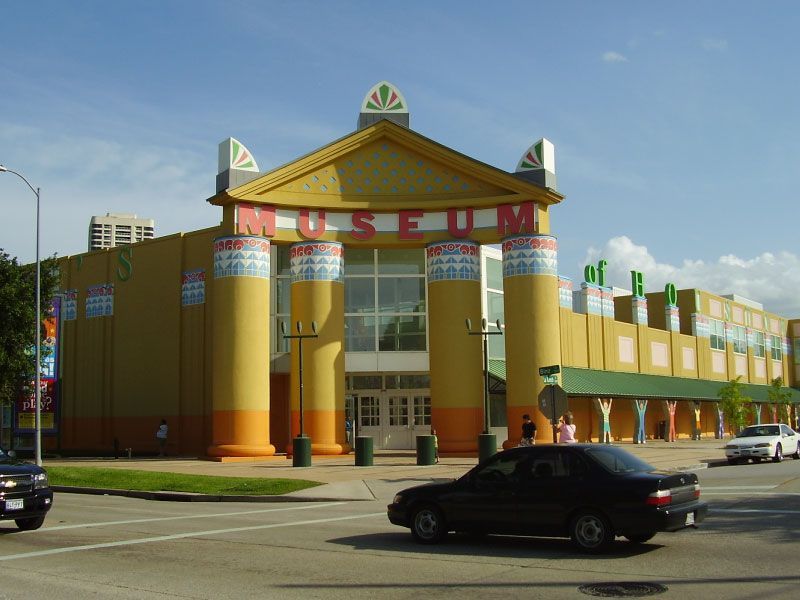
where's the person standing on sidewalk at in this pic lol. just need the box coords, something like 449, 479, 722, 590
557, 412, 577, 443
156, 419, 168, 457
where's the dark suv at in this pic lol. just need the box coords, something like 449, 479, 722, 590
0, 448, 53, 530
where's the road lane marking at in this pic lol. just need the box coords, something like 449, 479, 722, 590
702, 491, 800, 496
702, 486, 775, 490
713, 508, 800, 514
41, 502, 346, 531
0, 512, 386, 562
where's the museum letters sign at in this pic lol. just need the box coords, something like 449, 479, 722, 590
235, 201, 538, 242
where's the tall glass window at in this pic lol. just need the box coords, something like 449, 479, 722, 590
753, 331, 765, 358
771, 335, 783, 361
709, 318, 725, 351
344, 248, 427, 352
732, 325, 747, 355
271, 245, 292, 353
485, 256, 505, 359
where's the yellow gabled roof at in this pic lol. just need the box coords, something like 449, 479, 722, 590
208, 119, 563, 211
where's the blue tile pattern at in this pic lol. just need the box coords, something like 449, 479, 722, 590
63, 289, 78, 321
214, 236, 270, 279
290, 241, 344, 283
182, 269, 206, 306
501, 235, 558, 278
86, 284, 114, 318
425, 241, 480, 282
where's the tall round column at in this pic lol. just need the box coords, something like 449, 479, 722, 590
208, 235, 274, 457
502, 234, 561, 446
426, 240, 484, 452
289, 241, 346, 455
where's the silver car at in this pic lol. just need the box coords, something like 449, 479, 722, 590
725, 423, 800, 464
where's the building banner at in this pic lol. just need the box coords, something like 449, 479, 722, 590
15, 379, 58, 433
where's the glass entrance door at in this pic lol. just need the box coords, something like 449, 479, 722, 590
354, 391, 430, 450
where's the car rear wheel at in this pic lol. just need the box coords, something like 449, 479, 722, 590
410, 505, 446, 544
793, 443, 800, 460
624, 533, 655, 544
772, 444, 783, 463
570, 511, 614, 553
15, 516, 45, 531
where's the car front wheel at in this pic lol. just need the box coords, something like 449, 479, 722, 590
410, 505, 446, 544
570, 511, 614, 553
15, 516, 45, 531
773, 444, 783, 463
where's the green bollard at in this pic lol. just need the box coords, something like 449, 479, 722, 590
293, 435, 311, 467
478, 433, 497, 463
355, 436, 373, 466
416, 434, 436, 466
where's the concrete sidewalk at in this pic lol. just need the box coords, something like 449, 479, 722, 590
46, 438, 728, 503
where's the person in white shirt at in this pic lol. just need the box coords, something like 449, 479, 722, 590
156, 419, 168, 456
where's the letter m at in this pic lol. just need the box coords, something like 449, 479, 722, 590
237, 203, 275, 237
496, 202, 535, 235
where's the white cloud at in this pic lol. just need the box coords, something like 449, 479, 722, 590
582, 236, 800, 317
701, 38, 729, 51
601, 51, 628, 63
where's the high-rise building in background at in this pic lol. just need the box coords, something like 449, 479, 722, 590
88, 213, 154, 250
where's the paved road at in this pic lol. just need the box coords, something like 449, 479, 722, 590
3, 458, 799, 599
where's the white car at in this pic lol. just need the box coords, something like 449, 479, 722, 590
725, 423, 800, 464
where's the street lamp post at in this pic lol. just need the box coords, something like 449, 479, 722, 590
0, 165, 43, 467
281, 320, 318, 467
466, 317, 503, 463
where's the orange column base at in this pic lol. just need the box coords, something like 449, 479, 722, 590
207, 443, 276, 458
209, 410, 275, 457
285, 410, 349, 454
431, 406, 484, 453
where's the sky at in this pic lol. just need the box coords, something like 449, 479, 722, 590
1, 1, 799, 316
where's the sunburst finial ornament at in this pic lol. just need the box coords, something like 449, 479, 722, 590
514, 138, 557, 190
216, 137, 262, 192
358, 81, 410, 130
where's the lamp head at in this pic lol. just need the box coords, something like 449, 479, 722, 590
311, 321, 318, 334
280, 321, 287, 335
481, 317, 487, 330
296, 321, 302, 334
465, 318, 472, 332
496, 319, 503, 330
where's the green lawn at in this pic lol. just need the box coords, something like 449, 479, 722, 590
47, 467, 322, 496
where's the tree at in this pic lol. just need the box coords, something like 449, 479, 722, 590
767, 377, 793, 423
0, 249, 60, 407
717, 376, 752, 434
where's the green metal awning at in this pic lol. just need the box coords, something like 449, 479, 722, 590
486, 360, 800, 404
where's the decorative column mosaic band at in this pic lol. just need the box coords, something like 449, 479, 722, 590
600, 287, 615, 318
290, 241, 344, 283
425, 240, 480, 282
691, 313, 709, 338
213, 236, 270, 279
632, 296, 648, 325
558, 276, 573, 309
501, 235, 557, 278
181, 269, 206, 306
86, 284, 114, 318
580, 283, 602, 315
666, 305, 680, 332
63, 289, 78, 321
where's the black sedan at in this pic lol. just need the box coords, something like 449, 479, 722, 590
0, 448, 53, 531
388, 444, 708, 552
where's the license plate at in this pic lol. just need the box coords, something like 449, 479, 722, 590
5, 499, 24, 511
685, 512, 695, 526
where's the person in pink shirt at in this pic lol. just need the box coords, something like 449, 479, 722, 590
557, 412, 577, 443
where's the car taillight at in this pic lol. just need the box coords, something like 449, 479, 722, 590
646, 489, 672, 506
693, 484, 701, 499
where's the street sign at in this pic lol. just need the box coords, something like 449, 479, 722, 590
542, 374, 558, 385
538, 385, 569, 426
538, 364, 561, 376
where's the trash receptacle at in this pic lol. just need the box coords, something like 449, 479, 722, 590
355, 436, 373, 466
657, 420, 667, 441
293, 435, 312, 467
416, 434, 436, 466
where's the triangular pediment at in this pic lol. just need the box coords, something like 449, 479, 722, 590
209, 120, 562, 211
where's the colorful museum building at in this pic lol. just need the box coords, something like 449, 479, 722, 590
48, 82, 800, 457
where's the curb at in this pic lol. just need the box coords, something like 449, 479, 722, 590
51, 486, 370, 503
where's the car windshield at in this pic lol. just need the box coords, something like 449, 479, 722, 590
585, 447, 655, 474
737, 426, 780, 437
